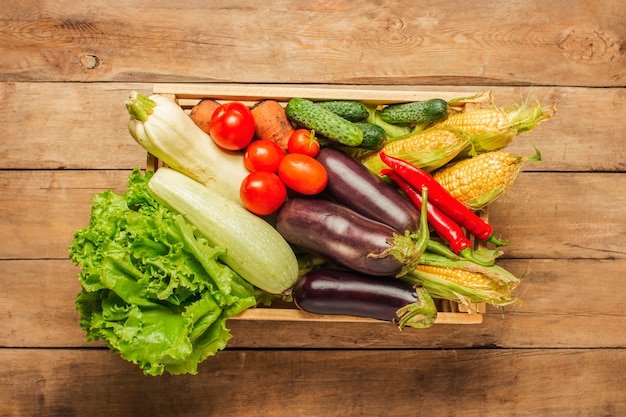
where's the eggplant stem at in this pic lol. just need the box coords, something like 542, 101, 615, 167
413, 187, 430, 256
369, 188, 430, 277
396, 286, 437, 329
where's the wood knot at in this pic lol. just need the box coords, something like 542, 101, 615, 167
558, 28, 622, 64
386, 17, 405, 31
79, 54, 100, 69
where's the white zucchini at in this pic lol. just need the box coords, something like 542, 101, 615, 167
147, 167, 299, 294
126, 91, 249, 204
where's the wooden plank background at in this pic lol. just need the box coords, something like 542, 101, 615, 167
1, 1, 625, 416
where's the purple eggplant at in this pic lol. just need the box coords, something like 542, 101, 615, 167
276, 198, 424, 277
292, 269, 437, 329
316, 147, 421, 233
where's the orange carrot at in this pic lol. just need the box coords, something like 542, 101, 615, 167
190, 98, 221, 134
251, 99, 296, 151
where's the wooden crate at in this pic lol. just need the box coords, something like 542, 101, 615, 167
149, 83, 490, 325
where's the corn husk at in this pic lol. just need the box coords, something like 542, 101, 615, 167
361, 127, 471, 175
438, 100, 556, 157
432, 147, 541, 210
403, 251, 525, 308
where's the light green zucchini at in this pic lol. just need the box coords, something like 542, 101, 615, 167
147, 167, 299, 294
126, 91, 249, 205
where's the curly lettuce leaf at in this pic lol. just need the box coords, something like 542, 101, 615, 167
70, 168, 258, 376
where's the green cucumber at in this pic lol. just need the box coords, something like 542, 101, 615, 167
354, 122, 387, 151
285, 98, 363, 147
316, 100, 370, 122
380, 98, 450, 125
366, 106, 413, 138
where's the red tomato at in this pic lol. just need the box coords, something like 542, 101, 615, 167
287, 129, 320, 157
209, 102, 256, 150
243, 139, 285, 173
278, 153, 328, 195
240, 171, 287, 215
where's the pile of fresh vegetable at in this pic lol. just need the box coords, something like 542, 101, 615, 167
69, 89, 554, 375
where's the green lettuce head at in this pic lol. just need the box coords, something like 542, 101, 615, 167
69, 169, 258, 376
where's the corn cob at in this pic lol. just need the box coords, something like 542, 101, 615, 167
435, 100, 555, 155
438, 107, 510, 135
432, 148, 541, 210
416, 265, 496, 290
360, 127, 471, 175
410, 264, 519, 307
405, 249, 524, 307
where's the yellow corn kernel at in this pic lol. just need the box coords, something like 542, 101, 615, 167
435, 101, 553, 155
383, 127, 467, 154
361, 127, 470, 174
415, 265, 495, 290
437, 107, 509, 135
411, 263, 519, 306
432, 150, 527, 210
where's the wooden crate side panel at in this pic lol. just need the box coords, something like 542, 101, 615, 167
153, 83, 494, 106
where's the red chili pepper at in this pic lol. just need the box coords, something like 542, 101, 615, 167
382, 169, 495, 266
379, 152, 508, 246
382, 169, 471, 252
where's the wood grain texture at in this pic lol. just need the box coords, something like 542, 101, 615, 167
1, 348, 624, 417
0, 82, 151, 169
2, 258, 624, 349
228, 259, 626, 350
0, 169, 132, 260
2, 82, 624, 172
1, 1, 625, 415
0, 1, 624, 86
488, 172, 626, 259
1, 170, 624, 260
